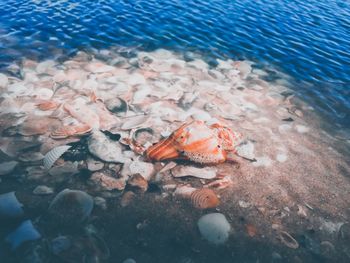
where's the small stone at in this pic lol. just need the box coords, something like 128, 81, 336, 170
33, 185, 54, 195
122, 160, 154, 181
197, 213, 231, 245
276, 153, 287, 163
0, 161, 18, 175
49, 162, 79, 177
296, 125, 309, 133
238, 200, 250, 208
127, 174, 148, 193
94, 197, 107, 210
123, 259, 136, 263
90, 172, 126, 191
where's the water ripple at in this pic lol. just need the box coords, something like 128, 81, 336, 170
0, 0, 349, 126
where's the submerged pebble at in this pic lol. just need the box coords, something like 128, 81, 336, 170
0, 191, 24, 219
48, 189, 94, 225
33, 185, 54, 195
0, 161, 18, 175
197, 213, 231, 245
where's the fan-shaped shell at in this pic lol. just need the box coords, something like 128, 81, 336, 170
44, 145, 71, 170
190, 188, 219, 209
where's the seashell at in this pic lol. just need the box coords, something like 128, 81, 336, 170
63, 102, 100, 130
123, 160, 155, 181
50, 124, 92, 139
236, 141, 255, 161
0, 191, 24, 219
205, 176, 233, 190
197, 213, 231, 245
105, 97, 128, 116
278, 231, 299, 249
33, 185, 54, 195
88, 131, 126, 163
0, 161, 18, 175
5, 220, 41, 250
178, 91, 198, 110
173, 185, 196, 198
48, 189, 94, 225
131, 128, 154, 146
190, 188, 219, 209
171, 165, 217, 179
121, 115, 149, 130
36, 100, 60, 111
158, 161, 177, 174
44, 145, 71, 170
0, 73, 9, 88
18, 152, 44, 163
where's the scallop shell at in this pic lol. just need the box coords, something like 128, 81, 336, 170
44, 145, 71, 170
278, 231, 299, 249
121, 115, 149, 130
190, 189, 220, 209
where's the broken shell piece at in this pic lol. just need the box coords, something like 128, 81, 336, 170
278, 231, 299, 249
173, 185, 196, 198
205, 176, 233, 190
0, 192, 24, 219
158, 161, 177, 174
88, 131, 126, 163
127, 160, 155, 181
121, 115, 149, 130
50, 124, 92, 139
48, 189, 94, 225
171, 165, 217, 179
5, 220, 41, 250
43, 145, 71, 170
105, 98, 128, 116
190, 188, 220, 209
236, 141, 255, 161
36, 100, 60, 111
90, 172, 126, 191
127, 174, 148, 193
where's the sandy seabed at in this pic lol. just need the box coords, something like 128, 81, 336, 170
0, 48, 349, 263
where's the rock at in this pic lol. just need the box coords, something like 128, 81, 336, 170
320, 241, 336, 259
236, 141, 255, 161
33, 185, 54, 195
0, 191, 24, 219
87, 157, 104, 171
105, 97, 128, 116
48, 162, 79, 177
197, 213, 231, 245
5, 220, 41, 250
127, 174, 148, 193
19, 152, 44, 163
90, 172, 126, 191
48, 189, 94, 225
94, 197, 107, 210
0, 161, 18, 175
0, 73, 9, 88
88, 131, 126, 163
171, 165, 217, 179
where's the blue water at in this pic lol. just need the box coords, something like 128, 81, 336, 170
0, 0, 349, 128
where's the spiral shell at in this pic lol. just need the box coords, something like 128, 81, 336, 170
190, 188, 219, 209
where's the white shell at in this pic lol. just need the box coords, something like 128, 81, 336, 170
197, 213, 231, 245
0, 192, 24, 218
171, 166, 217, 179
236, 141, 255, 161
5, 220, 41, 250
121, 115, 149, 130
44, 145, 71, 170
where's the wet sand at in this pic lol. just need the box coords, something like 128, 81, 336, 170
0, 48, 349, 263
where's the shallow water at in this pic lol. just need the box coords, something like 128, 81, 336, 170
0, 0, 349, 128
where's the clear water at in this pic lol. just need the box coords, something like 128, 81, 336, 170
0, 0, 349, 127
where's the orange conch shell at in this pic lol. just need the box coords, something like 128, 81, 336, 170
146, 120, 242, 164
